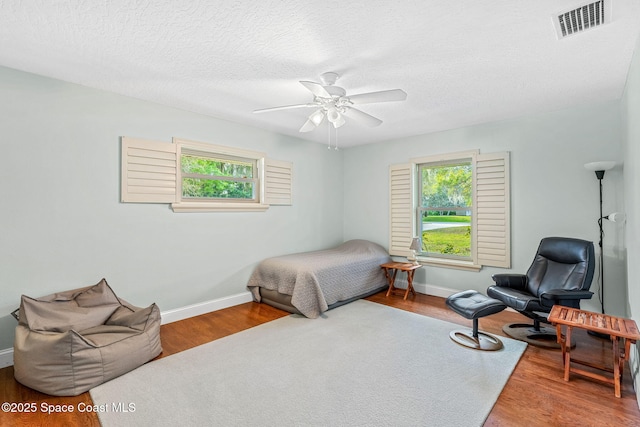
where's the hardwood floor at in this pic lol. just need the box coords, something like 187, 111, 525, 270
1, 291, 639, 426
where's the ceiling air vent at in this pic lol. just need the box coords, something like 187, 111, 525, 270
553, 1, 611, 39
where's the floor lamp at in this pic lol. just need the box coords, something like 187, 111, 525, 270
584, 161, 615, 338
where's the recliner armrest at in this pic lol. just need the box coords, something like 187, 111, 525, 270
540, 289, 594, 301
491, 274, 527, 290
540, 289, 593, 308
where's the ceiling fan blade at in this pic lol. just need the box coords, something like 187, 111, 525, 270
300, 81, 332, 98
253, 103, 317, 113
299, 119, 317, 133
347, 89, 407, 104
343, 107, 383, 127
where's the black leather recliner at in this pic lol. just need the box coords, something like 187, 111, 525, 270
487, 237, 595, 345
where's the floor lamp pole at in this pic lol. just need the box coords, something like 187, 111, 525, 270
596, 171, 605, 315
583, 161, 615, 339
590, 170, 609, 339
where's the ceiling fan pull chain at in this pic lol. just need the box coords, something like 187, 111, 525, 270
334, 127, 339, 151
327, 121, 331, 150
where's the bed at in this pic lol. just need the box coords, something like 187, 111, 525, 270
247, 240, 392, 318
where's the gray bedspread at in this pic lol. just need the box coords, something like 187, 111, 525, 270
247, 240, 392, 318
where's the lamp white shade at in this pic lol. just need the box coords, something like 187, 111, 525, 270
309, 110, 325, 125
409, 238, 421, 251
332, 113, 346, 128
326, 107, 340, 123
606, 212, 626, 223
584, 161, 615, 171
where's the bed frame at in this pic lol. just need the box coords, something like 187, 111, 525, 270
259, 286, 387, 315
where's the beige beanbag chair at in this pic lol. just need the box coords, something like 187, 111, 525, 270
13, 278, 162, 396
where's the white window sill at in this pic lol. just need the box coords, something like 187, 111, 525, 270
417, 256, 482, 272
171, 202, 269, 213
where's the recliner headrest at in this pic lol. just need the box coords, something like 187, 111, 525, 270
537, 237, 593, 264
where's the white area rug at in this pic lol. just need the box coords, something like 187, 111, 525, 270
90, 300, 526, 427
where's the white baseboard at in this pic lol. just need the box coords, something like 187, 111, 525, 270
160, 291, 254, 324
413, 282, 458, 298
390, 276, 458, 298
0, 291, 255, 369
0, 348, 13, 369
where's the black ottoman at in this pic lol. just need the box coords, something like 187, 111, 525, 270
446, 290, 506, 351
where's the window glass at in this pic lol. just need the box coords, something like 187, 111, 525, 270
181, 153, 257, 201
418, 161, 472, 260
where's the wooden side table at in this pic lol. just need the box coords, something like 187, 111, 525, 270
548, 305, 640, 398
380, 262, 421, 300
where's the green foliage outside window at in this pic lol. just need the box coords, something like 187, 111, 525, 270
181, 155, 255, 199
421, 164, 472, 212
419, 163, 472, 258
421, 225, 471, 257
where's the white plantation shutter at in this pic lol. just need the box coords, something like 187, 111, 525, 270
475, 152, 510, 268
121, 137, 177, 203
264, 159, 293, 205
389, 163, 415, 257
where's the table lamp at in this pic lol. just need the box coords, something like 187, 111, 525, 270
409, 237, 421, 265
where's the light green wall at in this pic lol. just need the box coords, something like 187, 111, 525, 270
343, 101, 625, 315
0, 66, 345, 350
622, 33, 640, 403
1, 59, 635, 367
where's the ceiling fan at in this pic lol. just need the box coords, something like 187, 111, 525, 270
253, 72, 407, 133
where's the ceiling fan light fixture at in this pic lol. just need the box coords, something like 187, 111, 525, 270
333, 114, 346, 128
309, 109, 325, 125
326, 107, 341, 123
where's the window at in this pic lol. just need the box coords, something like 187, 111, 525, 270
418, 159, 472, 261
121, 136, 292, 212
180, 150, 258, 202
389, 150, 510, 270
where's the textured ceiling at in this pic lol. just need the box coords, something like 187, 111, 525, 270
1, 0, 639, 147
